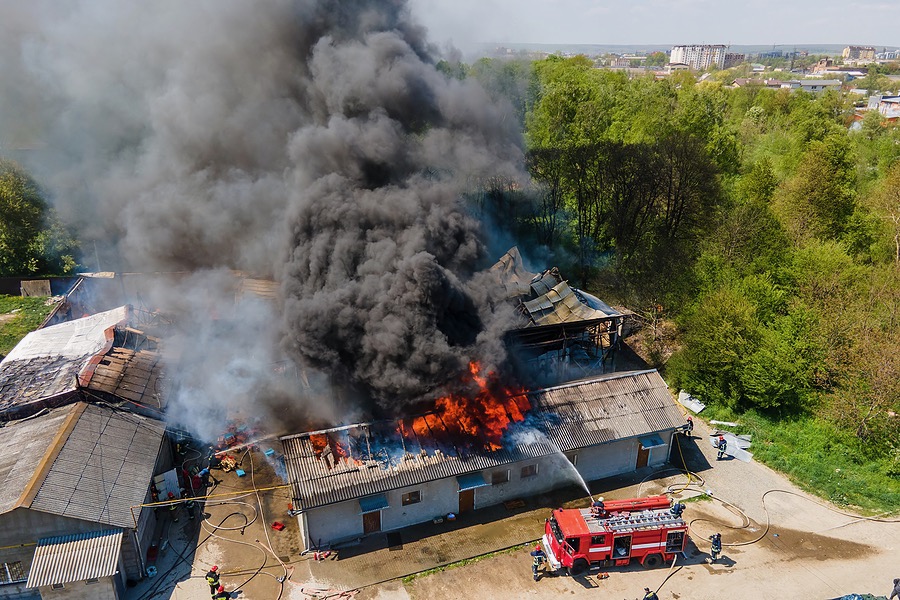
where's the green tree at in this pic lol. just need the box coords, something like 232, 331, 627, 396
645, 51, 668, 67
0, 159, 79, 276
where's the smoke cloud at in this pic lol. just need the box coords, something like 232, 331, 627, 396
0, 0, 525, 429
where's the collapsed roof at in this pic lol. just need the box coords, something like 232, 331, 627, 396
489, 247, 620, 328
0, 306, 166, 421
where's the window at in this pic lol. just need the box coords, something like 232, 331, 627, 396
590, 535, 606, 545
0, 562, 26, 585
520, 464, 537, 478
86, 578, 100, 585
401, 490, 421, 506
51, 583, 65, 590
491, 470, 510, 485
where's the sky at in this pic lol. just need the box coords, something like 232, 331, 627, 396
409, 0, 899, 54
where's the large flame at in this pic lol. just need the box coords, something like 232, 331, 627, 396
429, 361, 528, 451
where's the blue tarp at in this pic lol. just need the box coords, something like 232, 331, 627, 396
457, 473, 490, 491
639, 434, 665, 449
358, 494, 389, 514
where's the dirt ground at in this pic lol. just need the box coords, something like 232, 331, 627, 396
364, 418, 900, 600
128, 419, 899, 600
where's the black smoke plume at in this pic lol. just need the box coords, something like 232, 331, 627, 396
0, 0, 524, 428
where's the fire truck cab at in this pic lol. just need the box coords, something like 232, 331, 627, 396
541, 495, 688, 575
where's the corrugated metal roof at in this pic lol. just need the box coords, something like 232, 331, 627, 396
26, 403, 165, 529
282, 370, 681, 511
0, 405, 77, 515
85, 348, 167, 410
25, 529, 123, 588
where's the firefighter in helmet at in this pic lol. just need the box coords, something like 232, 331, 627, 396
530, 544, 546, 581
643, 586, 660, 600
590, 497, 606, 517
709, 533, 722, 563
212, 584, 229, 599
684, 416, 694, 437
205, 565, 220, 595
716, 435, 728, 460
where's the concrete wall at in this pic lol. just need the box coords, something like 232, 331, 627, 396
299, 431, 673, 548
37, 575, 118, 600
302, 431, 675, 549
0, 508, 143, 597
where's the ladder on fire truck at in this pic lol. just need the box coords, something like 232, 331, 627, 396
585, 510, 685, 532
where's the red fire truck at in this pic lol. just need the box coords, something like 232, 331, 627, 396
541, 495, 688, 575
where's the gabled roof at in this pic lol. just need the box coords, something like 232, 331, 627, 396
282, 370, 681, 511
0, 402, 165, 529
26, 530, 123, 589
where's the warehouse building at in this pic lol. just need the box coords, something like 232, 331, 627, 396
282, 369, 682, 550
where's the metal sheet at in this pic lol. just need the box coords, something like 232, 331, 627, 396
25, 529, 123, 588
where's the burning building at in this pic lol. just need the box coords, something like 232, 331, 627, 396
490, 248, 624, 382
282, 369, 681, 549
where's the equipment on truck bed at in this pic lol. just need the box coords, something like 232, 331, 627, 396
541, 495, 688, 575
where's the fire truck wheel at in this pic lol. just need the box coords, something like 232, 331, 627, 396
642, 553, 663, 569
568, 558, 589, 576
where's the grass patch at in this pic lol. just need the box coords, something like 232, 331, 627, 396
0, 295, 56, 356
698, 404, 900, 513
682, 493, 711, 504
402, 542, 531, 584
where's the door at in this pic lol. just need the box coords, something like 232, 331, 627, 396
363, 511, 381, 534
613, 535, 632, 559
458, 488, 475, 513
636, 444, 650, 468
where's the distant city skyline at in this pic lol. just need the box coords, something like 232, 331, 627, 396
409, 0, 899, 56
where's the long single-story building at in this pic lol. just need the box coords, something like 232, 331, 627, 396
281, 369, 683, 550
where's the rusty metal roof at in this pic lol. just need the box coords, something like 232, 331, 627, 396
25, 529, 123, 588
282, 370, 680, 511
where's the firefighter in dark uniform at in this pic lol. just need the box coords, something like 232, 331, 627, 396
643, 586, 660, 600
205, 565, 220, 596
684, 416, 694, 437
530, 544, 546, 581
182, 489, 197, 521
212, 584, 229, 599
709, 533, 722, 562
716, 435, 728, 460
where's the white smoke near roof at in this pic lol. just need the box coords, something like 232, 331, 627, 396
0, 0, 525, 432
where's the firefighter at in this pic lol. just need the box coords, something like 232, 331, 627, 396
684, 416, 694, 437
212, 584, 230, 599
891, 577, 900, 600
643, 586, 660, 600
669, 501, 685, 517
205, 565, 220, 596
530, 544, 546, 581
716, 435, 727, 460
182, 489, 196, 521
709, 533, 722, 562
150, 484, 160, 514
590, 497, 606, 517
167, 492, 179, 522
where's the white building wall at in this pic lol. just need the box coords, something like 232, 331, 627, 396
300, 432, 674, 549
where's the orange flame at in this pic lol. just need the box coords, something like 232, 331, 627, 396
431, 362, 528, 451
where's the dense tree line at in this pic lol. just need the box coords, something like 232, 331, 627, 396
471, 56, 900, 493
0, 159, 79, 277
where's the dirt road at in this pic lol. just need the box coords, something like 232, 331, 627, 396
361, 419, 900, 600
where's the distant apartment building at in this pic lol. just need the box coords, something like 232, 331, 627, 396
724, 53, 745, 68
843, 46, 876, 62
876, 50, 899, 60
669, 45, 727, 70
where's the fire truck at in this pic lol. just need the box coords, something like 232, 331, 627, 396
541, 495, 688, 575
